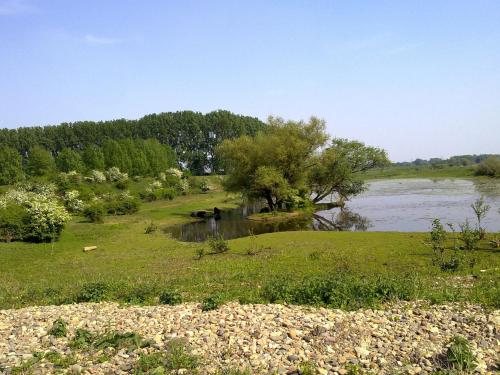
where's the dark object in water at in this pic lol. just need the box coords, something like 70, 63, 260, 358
191, 211, 207, 218
214, 207, 221, 220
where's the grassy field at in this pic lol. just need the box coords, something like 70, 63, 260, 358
360, 165, 477, 179
0, 188, 498, 310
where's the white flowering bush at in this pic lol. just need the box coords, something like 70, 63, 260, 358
147, 180, 163, 192
166, 168, 183, 179
105, 167, 128, 182
89, 170, 106, 183
63, 190, 84, 213
179, 178, 190, 194
0, 184, 70, 242
158, 172, 167, 181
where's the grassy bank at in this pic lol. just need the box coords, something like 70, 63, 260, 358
360, 165, 477, 179
0, 189, 498, 310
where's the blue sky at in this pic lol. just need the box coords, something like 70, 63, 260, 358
1, 0, 499, 161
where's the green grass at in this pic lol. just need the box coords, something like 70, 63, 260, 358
360, 165, 477, 179
0, 190, 498, 309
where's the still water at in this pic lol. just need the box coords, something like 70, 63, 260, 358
166, 179, 500, 242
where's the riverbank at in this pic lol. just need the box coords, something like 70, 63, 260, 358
1, 301, 498, 374
360, 165, 477, 180
247, 210, 305, 222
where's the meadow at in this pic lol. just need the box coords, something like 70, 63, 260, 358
0, 182, 498, 310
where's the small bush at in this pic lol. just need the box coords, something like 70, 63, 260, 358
144, 221, 158, 234
105, 198, 140, 215
159, 290, 182, 305
83, 202, 106, 223
10, 352, 44, 374
0, 204, 29, 242
165, 339, 199, 371
202, 295, 222, 311
199, 179, 210, 193
474, 156, 500, 177
69, 328, 94, 349
76, 282, 108, 302
134, 352, 165, 374
299, 361, 317, 375
208, 234, 230, 254
115, 179, 128, 190
120, 285, 154, 304
48, 318, 68, 337
195, 248, 205, 260
443, 336, 477, 372
44, 351, 76, 368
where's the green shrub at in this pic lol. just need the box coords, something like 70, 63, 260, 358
115, 179, 128, 190
141, 187, 177, 202
120, 285, 154, 304
144, 221, 158, 234
77, 282, 108, 302
159, 290, 182, 305
69, 328, 94, 349
165, 339, 199, 371
44, 351, 76, 368
202, 295, 222, 311
262, 273, 418, 310
105, 198, 140, 215
83, 202, 106, 223
69, 328, 150, 351
208, 234, 230, 254
474, 156, 500, 177
0, 204, 29, 242
48, 318, 68, 337
443, 336, 477, 372
195, 248, 205, 260
134, 352, 166, 374
199, 179, 210, 193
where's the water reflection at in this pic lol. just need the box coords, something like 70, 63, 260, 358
166, 179, 500, 241
313, 210, 371, 231
166, 204, 370, 242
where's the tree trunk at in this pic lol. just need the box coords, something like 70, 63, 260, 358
265, 192, 275, 211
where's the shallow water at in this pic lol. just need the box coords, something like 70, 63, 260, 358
166, 179, 500, 242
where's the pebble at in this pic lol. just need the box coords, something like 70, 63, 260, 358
0, 301, 497, 374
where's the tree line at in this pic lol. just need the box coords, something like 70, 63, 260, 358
0, 110, 266, 177
0, 139, 177, 185
395, 154, 499, 167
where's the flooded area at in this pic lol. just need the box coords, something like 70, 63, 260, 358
166, 179, 500, 241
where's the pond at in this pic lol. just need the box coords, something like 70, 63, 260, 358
165, 178, 500, 242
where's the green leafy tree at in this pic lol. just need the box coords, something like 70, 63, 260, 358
218, 116, 328, 210
102, 139, 131, 172
218, 116, 388, 211
82, 145, 105, 170
26, 146, 55, 176
0, 146, 24, 185
308, 139, 389, 203
56, 148, 85, 172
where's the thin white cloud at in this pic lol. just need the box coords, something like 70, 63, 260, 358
84, 34, 122, 45
84, 34, 142, 46
0, 0, 35, 15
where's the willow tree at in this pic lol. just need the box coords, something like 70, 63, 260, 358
308, 139, 389, 204
218, 116, 389, 211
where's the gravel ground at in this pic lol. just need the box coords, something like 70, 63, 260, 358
0, 301, 498, 374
